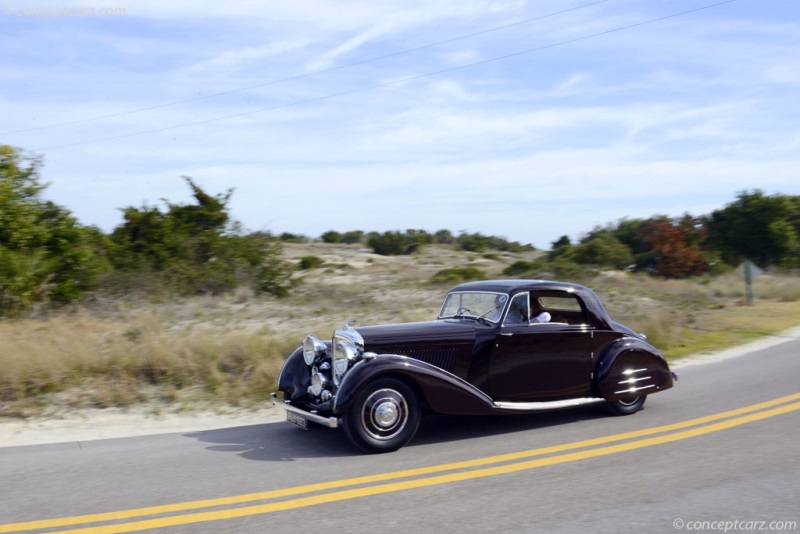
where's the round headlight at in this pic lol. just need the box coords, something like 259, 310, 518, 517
302, 335, 326, 366
332, 338, 356, 384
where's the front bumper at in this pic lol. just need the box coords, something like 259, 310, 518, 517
269, 393, 340, 429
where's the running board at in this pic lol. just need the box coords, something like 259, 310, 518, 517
494, 397, 605, 411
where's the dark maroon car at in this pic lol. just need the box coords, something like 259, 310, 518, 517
271, 280, 676, 453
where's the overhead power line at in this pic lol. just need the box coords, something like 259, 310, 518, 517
35, 0, 737, 152
3, 0, 610, 136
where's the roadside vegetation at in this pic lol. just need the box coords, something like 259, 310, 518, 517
1, 143, 799, 418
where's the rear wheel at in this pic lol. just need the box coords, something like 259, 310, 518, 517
607, 395, 647, 416
343, 378, 420, 453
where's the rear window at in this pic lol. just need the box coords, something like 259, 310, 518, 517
533, 293, 588, 325
538, 295, 582, 312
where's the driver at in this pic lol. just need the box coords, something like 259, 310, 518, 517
504, 296, 529, 325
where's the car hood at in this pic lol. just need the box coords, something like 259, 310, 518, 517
355, 320, 477, 353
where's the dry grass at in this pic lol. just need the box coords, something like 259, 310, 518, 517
593, 271, 800, 358
1, 243, 799, 418
0, 308, 298, 415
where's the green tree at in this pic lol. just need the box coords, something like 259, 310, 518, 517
110, 177, 291, 296
708, 190, 800, 268
612, 218, 652, 256
0, 145, 107, 313
768, 219, 800, 268
565, 234, 634, 270
548, 235, 572, 260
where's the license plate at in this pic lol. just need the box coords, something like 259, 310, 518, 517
286, 411, 309, 430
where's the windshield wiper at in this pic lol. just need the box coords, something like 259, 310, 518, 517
476, 303, 504, 325
453, 314, 492, 326
452, 303, 501, 326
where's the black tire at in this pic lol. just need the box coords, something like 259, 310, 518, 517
607, 394, 647, 416
343, 378, 420, 454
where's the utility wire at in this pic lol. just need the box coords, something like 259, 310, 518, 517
3, 0, 610, 136
36, 0, 737, 152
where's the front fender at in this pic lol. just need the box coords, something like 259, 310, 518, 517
277, 346, 309, 401
595, 338, 673, 401
333, 354, 497, 416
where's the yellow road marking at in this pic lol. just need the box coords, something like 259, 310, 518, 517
1, 393, 799, 533
53, 401, 800, 534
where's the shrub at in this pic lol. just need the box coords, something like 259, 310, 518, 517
279, 232, 310, 243
340, 230, 365, 244
566, 235, 634, 270
368, 231, 421, 255
298, 256, 323, 270
435, 229, 455, 245
109, 178, 292, 297
503, 260, 544, 276
431, 266, 485, 284
320, 230, 342, 243
549, 258, 595, 280
456, 232, 533, 253
456, 232, 489, 252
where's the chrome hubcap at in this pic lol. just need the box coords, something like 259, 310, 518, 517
373, 401, 399, 428
361, 388, 408, 441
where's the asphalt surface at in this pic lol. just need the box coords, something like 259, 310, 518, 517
1, 336, 799, 534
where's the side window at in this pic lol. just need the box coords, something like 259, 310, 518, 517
503, 293, 529, 326
531, 293, 588, 325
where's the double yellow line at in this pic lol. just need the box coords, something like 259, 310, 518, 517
3, 392, 800, 534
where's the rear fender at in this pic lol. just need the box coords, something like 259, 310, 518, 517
595, 338, 673, 401
333, 354, 496, 415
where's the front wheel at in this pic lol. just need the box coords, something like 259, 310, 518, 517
343, 378, 420, 453
607, 395, 647, 416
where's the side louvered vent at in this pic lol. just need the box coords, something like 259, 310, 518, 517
392, 348, 456, 373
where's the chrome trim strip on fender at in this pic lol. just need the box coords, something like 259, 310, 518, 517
493, 397, 605, 411
617, 376, 652, 385
613, 384, 656, 395
270, 393, 340, 429
622, 368, 648, 375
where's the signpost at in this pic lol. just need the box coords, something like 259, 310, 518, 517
740, 259, 763, 305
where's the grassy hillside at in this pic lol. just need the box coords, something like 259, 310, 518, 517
1, 242, 799, 419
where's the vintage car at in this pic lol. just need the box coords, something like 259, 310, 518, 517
271, 279, 676, 453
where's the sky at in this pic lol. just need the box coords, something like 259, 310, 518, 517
1, 0, 799, 249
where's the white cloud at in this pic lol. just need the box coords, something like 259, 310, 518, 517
303, 22, 399, 72
186, 39, 314, 74
2, 0, 799, 248
443, 49, 481, 65
765, 60, 800, 85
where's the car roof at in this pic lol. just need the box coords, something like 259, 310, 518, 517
446, 279, 614, 329
448, 279, 589, 294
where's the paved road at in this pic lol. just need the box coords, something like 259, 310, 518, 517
1, 337, 799, 533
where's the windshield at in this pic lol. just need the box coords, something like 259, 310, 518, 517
438, 291, 508, 323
